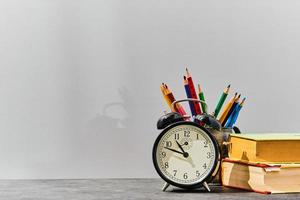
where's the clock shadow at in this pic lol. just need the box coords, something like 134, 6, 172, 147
170, 186, 248, 193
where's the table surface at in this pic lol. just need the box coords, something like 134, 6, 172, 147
0, 178, 300, 200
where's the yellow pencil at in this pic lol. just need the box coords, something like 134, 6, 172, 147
160, 83, 173, 109
218, 92, 237, 124
160, 83, 186, 115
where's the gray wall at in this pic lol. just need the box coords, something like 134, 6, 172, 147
0, 0, 300, 178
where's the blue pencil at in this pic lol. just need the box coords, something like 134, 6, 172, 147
225, 98, 246, 128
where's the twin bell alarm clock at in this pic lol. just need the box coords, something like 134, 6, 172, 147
152, 99, 239, 192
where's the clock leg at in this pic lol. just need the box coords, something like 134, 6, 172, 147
203, 181, 211, 192
162, 182, 170, 191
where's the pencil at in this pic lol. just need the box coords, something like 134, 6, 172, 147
184, 76, 196, 116
186, 68, 202, 115
165, 84, 187, 116
213, 84, 230, 118
222, 94, 240, 126
225, 98, 246, 128
160, 83, 187, 115
160, 83, 172, 108
198, 84, 207, 113
218, 92, 237, 125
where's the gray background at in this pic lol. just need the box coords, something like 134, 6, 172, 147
0, 0, 300, 179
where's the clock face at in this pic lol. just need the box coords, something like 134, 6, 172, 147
153, 122, 219, 188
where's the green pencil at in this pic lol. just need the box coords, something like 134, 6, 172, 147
198, 84, 207, 113
213, 84, 230, 118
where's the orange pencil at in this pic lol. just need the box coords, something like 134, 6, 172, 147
160, 83, 186, 115
160, 83, 172, 109
218, 92, 237, 124
222, 94, 241, 126
165, 84, 187, 116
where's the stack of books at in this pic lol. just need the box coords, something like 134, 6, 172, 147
221, 133, 300, 194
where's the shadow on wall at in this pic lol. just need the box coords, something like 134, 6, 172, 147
84, 87, 147, 175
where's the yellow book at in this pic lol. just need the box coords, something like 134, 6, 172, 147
229, 133, 300, 163
222, 158, 300, 194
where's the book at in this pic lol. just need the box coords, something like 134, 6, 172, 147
221, 158, 300, 194
229, 133, 300, 163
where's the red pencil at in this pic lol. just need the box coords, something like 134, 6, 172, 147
186, 68, 202, 115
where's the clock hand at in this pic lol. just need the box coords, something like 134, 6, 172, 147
176, 140, 186, 153
164, 147, 184, 155
181, 142, 189, 146
175, 141, 189, 158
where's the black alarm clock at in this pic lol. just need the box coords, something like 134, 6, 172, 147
153, 120, 220, 192
152, 99, 225, 192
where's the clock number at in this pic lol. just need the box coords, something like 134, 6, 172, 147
173, 170, 177, 176
203, 140, 208, 147
184, 130, 190, 137
197, 134, 199, 140
164, 162, 169, 169
174, 133, 179, 140
166, 141, 172, 147
196, 170, 200, 177
207, 152, 211, 158
183, 173, 188, 179
203, 163, 207, 169
161, 152, 166, 158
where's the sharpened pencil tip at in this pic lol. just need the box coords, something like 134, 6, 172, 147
185, 68, 191, 77
238, 94, 241, 98
228, 84, 231, 88
240, 97, 246, 106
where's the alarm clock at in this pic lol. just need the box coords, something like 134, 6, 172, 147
152, 119, 220, 192
152, 99, 236, 192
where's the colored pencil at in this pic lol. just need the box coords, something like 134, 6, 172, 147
225, 98, 246, 128
198, 84, 207, 113
186, 68, 202, 115
213, 85, 230, 118
222, 94, 241, 126
218, 92, 237, 124
160, 83, 172, 108
184, 76, 196, 116
160, 83, 187, 115
165, 84, 187, 116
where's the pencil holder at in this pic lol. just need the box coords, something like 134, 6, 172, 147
154, 99, 242, 190
171, 99, 241, 184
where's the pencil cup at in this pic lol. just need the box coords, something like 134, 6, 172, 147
207, 127, 234, 185
207, 128, 233, 158
171, 99, 240, 184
